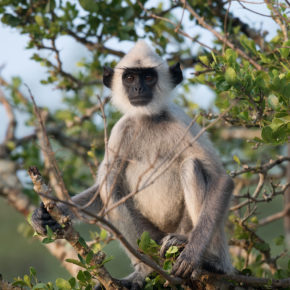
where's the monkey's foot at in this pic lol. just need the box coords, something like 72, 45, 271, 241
160, 234, 187, 257
31, 202, 62, 235
117, 270, 145, 290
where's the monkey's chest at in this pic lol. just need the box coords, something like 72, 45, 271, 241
125, 159, 184, 233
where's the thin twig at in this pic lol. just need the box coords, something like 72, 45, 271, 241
223, 0, 232, 54
230, 156, 290, 177
180, 0, 263, 70
264, 0, 288, 41
137, 1, 215, 52
259, 204, 290, 226
0, 90, 16, 143
26, 85, 71, 202
231, 173, 265, 211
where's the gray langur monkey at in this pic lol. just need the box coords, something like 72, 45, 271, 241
32, 40, 234, 289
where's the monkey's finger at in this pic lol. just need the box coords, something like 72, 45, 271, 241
160, 243, 170, 257
172, 259, 189, 277
182, 263, 193, 278
190, 268, 202, 280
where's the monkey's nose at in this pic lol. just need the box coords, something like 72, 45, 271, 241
134, 87, 143, 93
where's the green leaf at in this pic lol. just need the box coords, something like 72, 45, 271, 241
138, 231, 151, 252
250, 216, 258, 224
77, 270, 86, 282
279, 47, 289, 59
274, 235, 284, 246
65, 259, 86, 268
233, 155, 241, 165
78, 254, 85, 264
165, 246, 179, 258
12, 280, 30, 287
46, 225, 54, 238
35, 15, 45, 27
68, 278, 76, 288
100, 256, 113, 266
211, 51, 217, 64
42, 237, 54, 244
199, 55, 209, 66
255, 242, 270, 252
33, 283, 48, 289
225, 49, 237, 64
86, 250, 94, 264
83, 271, 92, 281
24, 275, 32, 288
55, 278, 71, 289
99, 229, 107, 241
225, 67, 237, 84
30, 266, 37, 278
79, 0, 98, 12
261, 126, 273, 142
166, 246, 179, 254
78, 237, 88, 249
1, 13, 21, 27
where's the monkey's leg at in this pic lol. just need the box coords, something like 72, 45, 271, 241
171, 158, 234, 279
107, 201, 164, 289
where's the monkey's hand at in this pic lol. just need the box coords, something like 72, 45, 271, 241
160, 234, 187, 257
31, 202, 62, 236
171, 245, 201, 279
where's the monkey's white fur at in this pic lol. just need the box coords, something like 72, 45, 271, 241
32, 40, 234, 288
111, 40, 174, 115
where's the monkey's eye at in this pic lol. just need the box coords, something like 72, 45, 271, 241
125, 75, 134, 83
145, 75, 153, 82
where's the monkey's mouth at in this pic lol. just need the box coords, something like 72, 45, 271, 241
129, 97, 152, 106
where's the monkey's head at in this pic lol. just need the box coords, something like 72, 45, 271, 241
103, 40, 183, 115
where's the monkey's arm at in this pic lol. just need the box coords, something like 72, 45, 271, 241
172, 158, 234, 278
31, 183, 102, 235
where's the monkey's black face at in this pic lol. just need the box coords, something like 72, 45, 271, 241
122, 68, 158, 106
102, 62, 183, 105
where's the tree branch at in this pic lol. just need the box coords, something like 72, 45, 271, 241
230, 156, 290, 177
27, 166, 125, 290
259, 203, 290, 226
0, 90, 16, 144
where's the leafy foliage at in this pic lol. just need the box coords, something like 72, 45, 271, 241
0, 0, 289, 289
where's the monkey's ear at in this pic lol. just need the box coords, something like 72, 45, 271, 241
169, 62, 183, 87
103, 66, 114, 88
